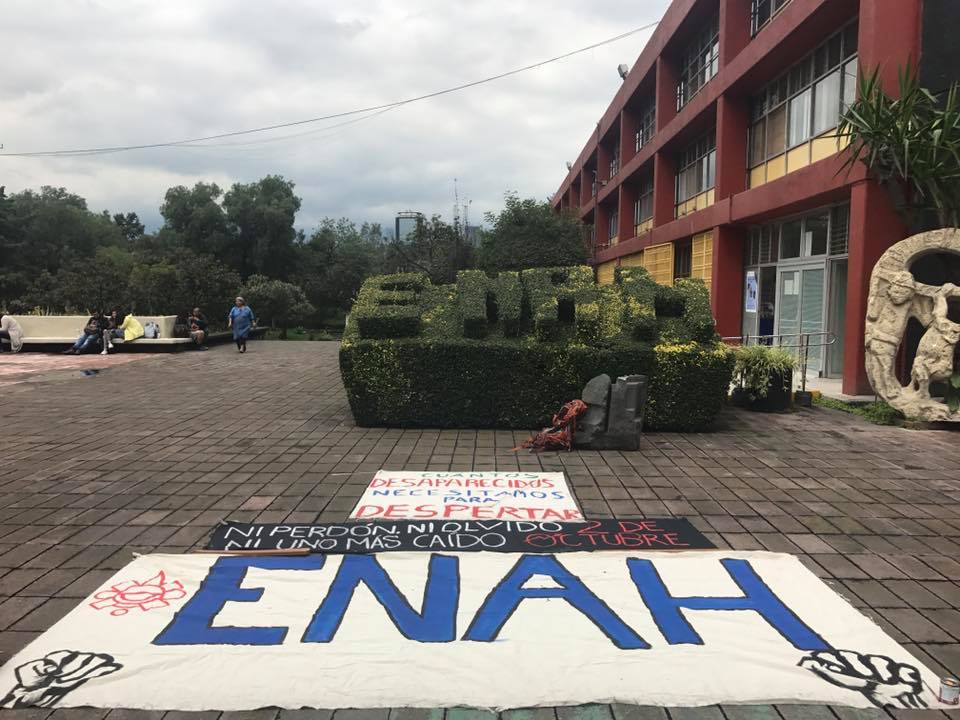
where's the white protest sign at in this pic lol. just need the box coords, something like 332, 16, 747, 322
0, 551, 947, 712
349, 471, 583, 521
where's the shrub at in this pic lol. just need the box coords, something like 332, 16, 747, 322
352, 273, 428, 339
733, 345, 797, 399
456, 270, 522, 338
341, 265, 733, 431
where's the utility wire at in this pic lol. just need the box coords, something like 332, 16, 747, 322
0, 19, 660, 158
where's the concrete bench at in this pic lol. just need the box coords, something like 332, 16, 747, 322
9, 315, 192, 348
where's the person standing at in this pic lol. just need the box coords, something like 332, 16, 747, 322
228, 296, 256, 353
0, 313, 24, 353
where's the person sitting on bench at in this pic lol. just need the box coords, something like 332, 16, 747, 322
101, 308, 144, 355
65, 314, 105, 354
0, 313, 23, 353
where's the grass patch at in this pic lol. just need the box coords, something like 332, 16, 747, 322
813, 396, 904, 425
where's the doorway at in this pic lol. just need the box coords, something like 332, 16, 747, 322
776, 264, 825, 376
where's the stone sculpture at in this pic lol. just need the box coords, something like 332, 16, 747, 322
864, 229, 960, 421
573, 374, 648, 450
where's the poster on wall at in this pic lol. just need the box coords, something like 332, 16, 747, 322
206, 518, 716, 553
348, 471, 583, 521
0, 551, 947, 712
745, 270, 759, 313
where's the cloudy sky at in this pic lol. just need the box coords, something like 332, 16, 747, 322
0, 1, 667, 234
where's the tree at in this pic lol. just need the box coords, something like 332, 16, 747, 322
839, 65, 960, 231
478, 193, 588, 271
113, 212, 146, 244
175, 252, 242, 322
241, 274, 314, 338
296, 218, 388, 313
160, 182, 232, 259
223, 176, 301, 280
391, 215, 473, 284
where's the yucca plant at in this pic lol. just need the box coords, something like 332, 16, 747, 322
838, 65, 960, 231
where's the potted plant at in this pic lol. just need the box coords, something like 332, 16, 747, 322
733, 345, 796, 412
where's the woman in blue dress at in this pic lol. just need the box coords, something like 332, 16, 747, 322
228, 296, 256, 353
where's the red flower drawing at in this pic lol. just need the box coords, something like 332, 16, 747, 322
88, 571, 186, 616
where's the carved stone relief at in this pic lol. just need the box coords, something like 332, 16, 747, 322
864, 229, 960, 421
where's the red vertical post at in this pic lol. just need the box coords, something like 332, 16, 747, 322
596, 203, 611, 247
842, 181, 908, 395
838, 0, 921, 395
715, 94, 749, 200
597, 141, 611, 183
621, 107, 638, 167
857, 0, 922, 92
719, 0, 752, 68
618, 182, 637, 242
653, 151, 677, 227
711, 225, 746, 337
655, 56, 678, 132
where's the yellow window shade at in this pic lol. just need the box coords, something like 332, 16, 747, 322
766, 154, 786, 182
635, 218, 653, 235
643, 243, 674, 286
596, 261, 617, 285
620, 251, 645, 268
691, 232, 714, 295
786, 144, 810, 173
811, 131, 842, 163
749, 164, 767, 189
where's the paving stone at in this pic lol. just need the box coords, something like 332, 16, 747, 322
332, 712, 390, 720
718, 706, 780, 720
557, 707, 613, 720
610, 707, 665, 720
105, 712, 166, 720
775, 707, 836, 720
0, 343, 958, 720
278, 711, 334, 720
389, 711, 445, 720
666, 709, 723, 720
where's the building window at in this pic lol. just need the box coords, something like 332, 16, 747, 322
751, 0, 791, 36
609, 147, 620, 178
674, 239, 693, 279
829, 204, 850, 254
608, 209, 619, 241
676, 13, 719, 111
635, 101, 656, 152
748, 21, 858, 168
676, 129, 717, 206
748, 204, 849, 263
634, 174, 654, 226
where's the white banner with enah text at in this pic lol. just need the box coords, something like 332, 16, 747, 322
349, 471, 583, 521
0, 551, 948, 712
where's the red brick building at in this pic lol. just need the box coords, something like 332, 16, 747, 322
552, 0, 957, 395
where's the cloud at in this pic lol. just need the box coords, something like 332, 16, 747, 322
0, 0, 668, 233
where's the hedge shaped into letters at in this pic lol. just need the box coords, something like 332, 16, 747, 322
341, 265, 733, 431
457, 270, 523, 338
352, 273, 428, 339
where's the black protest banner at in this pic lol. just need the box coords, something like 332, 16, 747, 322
206, 518, 714, 553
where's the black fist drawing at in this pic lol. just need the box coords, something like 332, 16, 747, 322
799, 649, 927, 708
1, 650, 122, 708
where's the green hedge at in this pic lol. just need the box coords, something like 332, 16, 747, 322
341, 265, 733, 431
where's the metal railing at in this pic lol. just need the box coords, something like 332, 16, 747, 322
722, 331, 837, 394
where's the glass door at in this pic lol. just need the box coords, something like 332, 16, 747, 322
826, 260, 847, 377
776, 264, 826, 375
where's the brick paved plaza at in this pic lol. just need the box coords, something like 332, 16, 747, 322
1, 341, 959, 720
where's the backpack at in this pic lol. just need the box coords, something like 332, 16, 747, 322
143, 322, 160, 339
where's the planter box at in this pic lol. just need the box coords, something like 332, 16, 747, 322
749, 369, 793, 412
